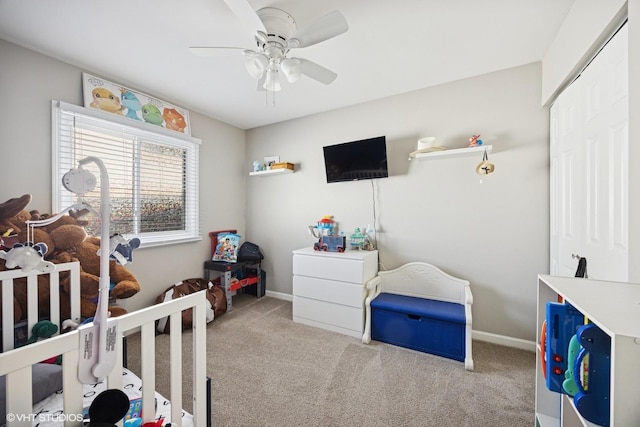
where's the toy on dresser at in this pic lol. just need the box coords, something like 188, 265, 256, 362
308, 215, 346, 252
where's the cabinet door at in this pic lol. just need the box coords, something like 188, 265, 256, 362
550, 24, 628, 282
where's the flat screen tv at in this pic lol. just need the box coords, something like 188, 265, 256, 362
323, 136, 389, 183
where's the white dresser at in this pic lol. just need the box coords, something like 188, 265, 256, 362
292, 247, 379, 338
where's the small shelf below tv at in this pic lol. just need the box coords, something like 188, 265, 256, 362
249, 168, 294, 177
412, 145, 492, 160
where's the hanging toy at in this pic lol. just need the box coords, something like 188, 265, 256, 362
0, 241, 55, 273
97, 234, 141, 265
476, 149, 495, 183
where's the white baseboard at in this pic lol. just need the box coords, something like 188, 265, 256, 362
473, 330, 536, 352
266, 290, 292, 302
265, 292, 536, 352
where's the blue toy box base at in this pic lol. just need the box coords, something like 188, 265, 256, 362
370, 293, 465, 362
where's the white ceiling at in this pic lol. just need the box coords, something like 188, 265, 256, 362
0, 0, 574, 130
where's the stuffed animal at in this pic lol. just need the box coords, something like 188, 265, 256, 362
27, 320, 62, 364
0, 194, 33, 235
47, 219, 138, 318
85, 389, 130, 426
0, 195, 140, 322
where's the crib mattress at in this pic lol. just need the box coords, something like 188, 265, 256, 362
30, 368, 193, 427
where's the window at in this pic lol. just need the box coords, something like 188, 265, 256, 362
52, 100, 201, 247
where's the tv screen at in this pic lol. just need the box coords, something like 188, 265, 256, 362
323, 136, 389, 183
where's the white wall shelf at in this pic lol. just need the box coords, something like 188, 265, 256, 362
411, 144, 492, 160
249, 168, 294, 177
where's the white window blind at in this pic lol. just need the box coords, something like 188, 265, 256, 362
52, 100, 201, 247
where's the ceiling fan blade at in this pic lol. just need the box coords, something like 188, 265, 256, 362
288, 10, 348, 49
297, 58, 337, 85
189, 46, 246, 57
223, 0, 266, 33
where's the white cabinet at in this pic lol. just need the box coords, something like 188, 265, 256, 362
292, 247, 378, 338
535, 274, 640, 426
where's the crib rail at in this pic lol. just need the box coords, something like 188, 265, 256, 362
0, 291, 207, 426
1, 262, 81, 352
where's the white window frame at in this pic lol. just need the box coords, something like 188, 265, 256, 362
51, 100, 201, 248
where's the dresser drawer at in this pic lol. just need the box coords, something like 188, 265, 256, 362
293, 275, 365, 308
293, 296, 364, 333
293, 253, 367, 283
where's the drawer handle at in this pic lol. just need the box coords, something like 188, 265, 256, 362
407, 314, 421, 321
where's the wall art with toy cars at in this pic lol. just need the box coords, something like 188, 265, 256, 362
82, 72, 191, 135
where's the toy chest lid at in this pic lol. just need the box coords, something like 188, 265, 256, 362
371, 293, 465, 324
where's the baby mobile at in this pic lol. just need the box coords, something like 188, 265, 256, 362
0, 156, 140, 383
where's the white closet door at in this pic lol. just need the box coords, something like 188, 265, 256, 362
550, 24, 628, 281
550, 78, 583, 277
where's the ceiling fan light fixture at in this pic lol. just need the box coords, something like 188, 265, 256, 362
263, 67, 282, 92
244, 53, 268, 79
287, 38, 301, 49
255, 30, 269, 45
281, 58, 302, 82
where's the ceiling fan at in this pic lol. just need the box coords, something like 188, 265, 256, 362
190, 0, 349, 92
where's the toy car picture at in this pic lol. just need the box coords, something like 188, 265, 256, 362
313, 235, 346, 252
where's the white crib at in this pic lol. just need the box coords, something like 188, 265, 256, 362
0, 262, 208, 426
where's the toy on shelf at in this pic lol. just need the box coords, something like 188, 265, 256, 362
468, 134, 484, 147
571, 323, 611, 426
545, 302, 584, 393
562, 334, 581, 396
540, 320, 547, 380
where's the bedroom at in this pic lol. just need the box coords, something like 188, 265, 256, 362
0, 0, 639, 424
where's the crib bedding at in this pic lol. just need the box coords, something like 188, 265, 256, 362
30, 368, 193, 427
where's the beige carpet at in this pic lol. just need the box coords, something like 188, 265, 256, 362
125, 294, 536, 427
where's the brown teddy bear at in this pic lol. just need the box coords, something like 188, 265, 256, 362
0, 194, 33, 235
46, 218, 139, 319
0, 194, 139, 321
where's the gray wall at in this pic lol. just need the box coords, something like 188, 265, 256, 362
0, 39, 247, 312
245, 63, 549, 343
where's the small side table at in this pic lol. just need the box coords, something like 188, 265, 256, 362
203, 260, 263, 311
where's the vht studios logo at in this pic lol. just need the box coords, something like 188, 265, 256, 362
6, 413, 84, 423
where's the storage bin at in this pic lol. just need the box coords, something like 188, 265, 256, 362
371, 293, 465, 361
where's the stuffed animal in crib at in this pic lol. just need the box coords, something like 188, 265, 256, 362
0, 194, 141, 322
85, 389, 130, 426
27, 320, 62, 364
48, 226, 139, 318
